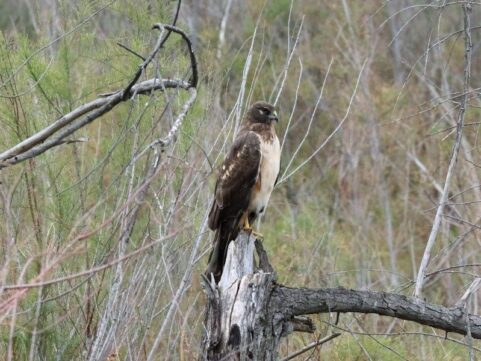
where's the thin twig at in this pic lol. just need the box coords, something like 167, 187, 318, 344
0, 1, 115, 92
279, 57, 366, 184
457, 278, 481, 308
116, 42, 146, 60
1, 232, 180, 291
120, 0, 182, 99
414, 1, 472, 298
121, 25, 167, 100
280, 333, 341, 361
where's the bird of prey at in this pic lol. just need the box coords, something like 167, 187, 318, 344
206, 101, 280, 282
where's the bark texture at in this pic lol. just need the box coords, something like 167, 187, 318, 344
202, 232, 281, 360
201, 232, 481, 360
273, 286, 481, 339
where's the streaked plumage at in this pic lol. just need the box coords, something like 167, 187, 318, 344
206, 101, 281, 282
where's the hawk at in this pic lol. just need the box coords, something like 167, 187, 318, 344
206, 101, 281, 282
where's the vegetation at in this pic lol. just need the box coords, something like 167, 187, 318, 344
1, 0, 481, 359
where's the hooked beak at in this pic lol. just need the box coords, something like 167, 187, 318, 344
268, 111, 279, 122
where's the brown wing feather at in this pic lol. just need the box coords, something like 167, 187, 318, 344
206, 131, 261, 281
208, 131, 261, 230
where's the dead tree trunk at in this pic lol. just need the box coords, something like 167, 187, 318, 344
201, 232, 275, 360
201, 232, 481, 360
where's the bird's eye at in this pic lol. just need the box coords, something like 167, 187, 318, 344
260, 108, 269, 114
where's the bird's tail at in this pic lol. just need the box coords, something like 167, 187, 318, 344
205, 219, 239, 283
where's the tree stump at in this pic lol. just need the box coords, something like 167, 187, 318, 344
200, 232, 481, 360
201, 232, 290, 360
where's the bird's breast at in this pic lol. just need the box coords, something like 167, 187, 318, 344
249, 135, 280, 215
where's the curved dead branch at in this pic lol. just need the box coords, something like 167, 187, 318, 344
0, 22, 197, 169
273, 285, 481, 339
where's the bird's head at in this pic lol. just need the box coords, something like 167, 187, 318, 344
246, 101, 279, 125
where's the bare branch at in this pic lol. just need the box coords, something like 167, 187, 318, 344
163, 25, 198, 88
414, 1, 473, 298
0, 22, 198, 170
121, 0, 182, 99
274, 286, 481, 339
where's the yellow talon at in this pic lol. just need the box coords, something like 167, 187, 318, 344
251, 230, 264, 240
242, 215, 263, 239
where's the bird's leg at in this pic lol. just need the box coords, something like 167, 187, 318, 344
242, 213, 264, 240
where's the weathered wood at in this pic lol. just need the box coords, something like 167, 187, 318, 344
272, 286, 481, 339
201, 232, 481, 360
202, 232, 281, 360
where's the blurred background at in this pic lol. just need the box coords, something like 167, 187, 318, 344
1, 0, 481, 359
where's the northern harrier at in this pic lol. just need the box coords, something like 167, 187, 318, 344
206, 101, 280, 281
